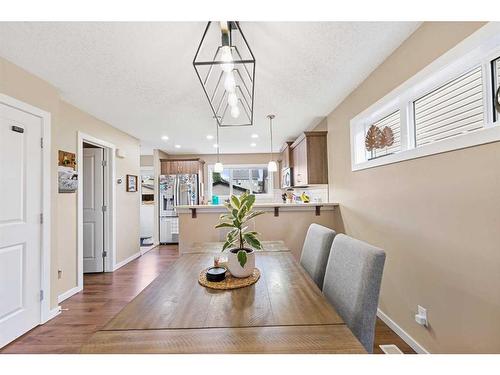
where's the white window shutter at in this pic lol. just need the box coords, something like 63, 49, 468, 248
414, 66, 484, 146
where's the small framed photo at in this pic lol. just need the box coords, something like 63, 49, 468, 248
126, 174, 138, 192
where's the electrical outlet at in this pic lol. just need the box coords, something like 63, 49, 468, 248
58, 269, 62, 279
415, 305, 428, 327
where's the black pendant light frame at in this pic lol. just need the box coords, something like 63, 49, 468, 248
193, 21, 256, 127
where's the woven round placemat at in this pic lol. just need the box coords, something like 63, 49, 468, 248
198, 267, 260, 290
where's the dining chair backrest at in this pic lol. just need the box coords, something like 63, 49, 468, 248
322, 234, 386, 353
299, 224, 336, 288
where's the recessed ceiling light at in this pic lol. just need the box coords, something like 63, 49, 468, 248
161, 135, 169, 141
251, 134, 259, 139
213, 144, 219, 148
206, 135, 214, 140
174, 144, 181, 149
250, 143, 257, 147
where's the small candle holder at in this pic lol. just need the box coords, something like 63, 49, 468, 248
206, 266, 227, 282
214, 254, 228, 268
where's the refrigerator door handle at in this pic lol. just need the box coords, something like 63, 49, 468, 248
175, 175, 180, 207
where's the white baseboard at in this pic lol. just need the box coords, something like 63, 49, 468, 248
44, 306, 62, 323
377, 308, 430, 354
140, 243, 158, 255
57, 285, 82, 304
113, 251, 141, 271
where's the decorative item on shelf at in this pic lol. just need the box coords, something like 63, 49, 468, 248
215, 191, 265, 278
380, 126, 394, 149
58, 150, 78, 193
193, 21, 256, 127
364, 125, 383, 152
126, 174, 138, 192
267, 114, 278, 172
365, 124, 395, 159
300, 191, 310, 203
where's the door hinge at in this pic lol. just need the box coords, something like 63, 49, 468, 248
40, 290, 44, 301
40, 138, 44, 148
102, 251, 108, 258
40, 213, 43, 224
101, 160, 107, 167
102, 205, 107, 212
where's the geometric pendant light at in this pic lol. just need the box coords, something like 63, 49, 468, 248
193, 21, 256, 127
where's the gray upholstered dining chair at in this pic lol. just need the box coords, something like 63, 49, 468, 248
322, 234, 386, 353
299, 224, 336, 288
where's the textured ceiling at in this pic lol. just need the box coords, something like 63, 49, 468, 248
0, 22, 420, 154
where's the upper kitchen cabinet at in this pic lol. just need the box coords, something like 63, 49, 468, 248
280, 141, 294, 169
161, 158, 204, 175
290, 131, 328, 186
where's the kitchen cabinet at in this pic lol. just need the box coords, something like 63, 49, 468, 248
290, 131, 328, 186
280, 141, 294, 170
160, 159, 203, 175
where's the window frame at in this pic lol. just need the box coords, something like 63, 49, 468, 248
350, 23, 500, 171
207, 163, 275, 201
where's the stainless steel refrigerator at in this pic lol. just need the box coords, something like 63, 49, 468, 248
159, 174, 199, 244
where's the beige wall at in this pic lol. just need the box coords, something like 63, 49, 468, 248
1, 56, 140, 308
140, 155, 153, 167
325, 22, 500, 353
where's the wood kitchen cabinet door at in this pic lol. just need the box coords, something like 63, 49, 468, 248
161, 160, 202, 175
292, 139, 307, 186
280, 142, 293, 170
290, 131, 328, 186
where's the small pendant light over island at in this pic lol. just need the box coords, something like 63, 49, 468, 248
267, 114, 278, 172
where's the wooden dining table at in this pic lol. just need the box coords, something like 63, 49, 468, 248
81, 243, 366, 353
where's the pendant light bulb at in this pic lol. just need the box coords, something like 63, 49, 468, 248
230, 105, 240, 119
220, 46, 234, 73
228, 92, 238, 107
214, 162, 224, 173
224, 72, 236, 93
267, 160, 278, 172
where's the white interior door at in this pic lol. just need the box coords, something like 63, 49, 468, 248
83, 147, 104, 273
0, 103, 42, 348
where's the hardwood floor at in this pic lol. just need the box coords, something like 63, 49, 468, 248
1, 245, 179, 354
1, 244, 414, 354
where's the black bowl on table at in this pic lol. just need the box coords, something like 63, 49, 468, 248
206, 266, 227, 282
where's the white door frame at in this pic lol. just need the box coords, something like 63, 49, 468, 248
0, 93, 53, 324
77, 132, 116, 291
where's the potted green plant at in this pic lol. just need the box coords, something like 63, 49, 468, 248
215, 191, 265, 278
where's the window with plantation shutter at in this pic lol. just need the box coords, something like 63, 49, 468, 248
350, 25, 500, 171
414, 66, 485, 147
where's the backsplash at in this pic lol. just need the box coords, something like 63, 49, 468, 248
272, 184, 329, 203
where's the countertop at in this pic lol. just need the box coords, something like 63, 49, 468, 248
176, 202, 338, 213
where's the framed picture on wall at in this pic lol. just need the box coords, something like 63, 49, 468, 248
126, 174, 138, 192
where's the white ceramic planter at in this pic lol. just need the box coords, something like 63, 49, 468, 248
227, 248, 255, 278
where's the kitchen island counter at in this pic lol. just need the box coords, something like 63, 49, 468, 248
177, 202, 338, 259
